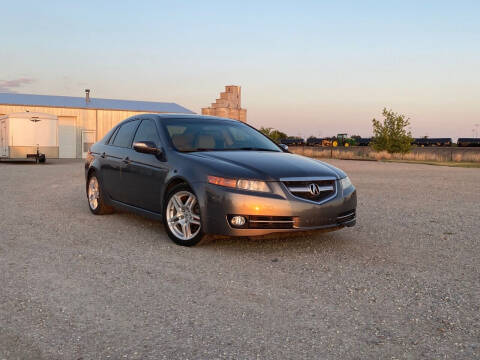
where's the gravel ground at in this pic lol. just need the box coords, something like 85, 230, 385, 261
0, 159, 479, 359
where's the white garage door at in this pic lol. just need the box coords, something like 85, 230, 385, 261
58, 117, 76, 158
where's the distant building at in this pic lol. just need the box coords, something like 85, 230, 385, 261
0, 91, 194, 158
201, 85, 247, 122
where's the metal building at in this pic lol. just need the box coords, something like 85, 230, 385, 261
0, 91, 194, 158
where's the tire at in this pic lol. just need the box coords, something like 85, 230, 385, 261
39, 155, 46, 163
163, 184, 205, 246
87, 173, 114, 215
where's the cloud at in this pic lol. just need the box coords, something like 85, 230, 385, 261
0, 78, 35, 92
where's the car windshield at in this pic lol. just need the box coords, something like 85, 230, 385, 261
163, 118, 282, 152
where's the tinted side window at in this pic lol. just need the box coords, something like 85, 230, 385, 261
133, 120, 161, 146
112, 120, 140, 148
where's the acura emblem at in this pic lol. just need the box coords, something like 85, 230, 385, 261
309, 183, 321, 195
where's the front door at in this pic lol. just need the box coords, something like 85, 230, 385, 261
126, 119, 168, 212
0, 120, 7, 157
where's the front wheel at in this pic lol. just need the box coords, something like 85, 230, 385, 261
87, 174, 114, 215
163, 184, 205, 246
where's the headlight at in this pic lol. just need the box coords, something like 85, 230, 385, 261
236, 179, 270, 192
208, 176, 270, 193
340, 176, 353, 190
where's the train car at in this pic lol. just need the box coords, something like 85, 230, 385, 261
457, 138, 480, 147
413, 138, 453, 147
356, 137, 372, 146
306, 137, 323, 146
281, 138, 305, 146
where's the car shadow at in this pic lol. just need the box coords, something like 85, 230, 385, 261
0, 160, 40, 165
199, 228, 354, 254
100, 207, 355, 255
0, 159, 82, 165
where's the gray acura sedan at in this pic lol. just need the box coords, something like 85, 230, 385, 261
85, 114, 356, 246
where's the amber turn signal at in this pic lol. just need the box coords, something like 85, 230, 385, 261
207, 176, 237, 188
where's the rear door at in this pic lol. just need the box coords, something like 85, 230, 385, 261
102, 119, 140, 203
126, 118, 169, 212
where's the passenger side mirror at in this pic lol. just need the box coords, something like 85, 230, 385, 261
133, 141, 162, 156
279, 143, 289, 152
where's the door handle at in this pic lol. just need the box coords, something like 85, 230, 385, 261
122, 156, 130, 164
101, 152, 106, 158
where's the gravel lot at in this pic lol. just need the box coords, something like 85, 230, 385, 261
0, 159, 479, 359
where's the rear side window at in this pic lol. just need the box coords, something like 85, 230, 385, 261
112, 120, 140, 148
133, 119, 161, 146
107, 127, 120, 145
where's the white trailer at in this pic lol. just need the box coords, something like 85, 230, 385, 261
0, 112, 59, 163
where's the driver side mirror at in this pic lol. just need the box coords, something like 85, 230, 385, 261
279, 143, 289, 152
133, 141, 163, 156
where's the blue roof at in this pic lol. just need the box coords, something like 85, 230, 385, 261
0, 92, 195, 114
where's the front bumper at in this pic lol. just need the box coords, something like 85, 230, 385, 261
196, 180, 357, 237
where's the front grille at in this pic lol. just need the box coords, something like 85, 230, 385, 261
336, 210, 356, 224
282, 177, 337, 203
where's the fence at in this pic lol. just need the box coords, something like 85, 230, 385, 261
289, 146, 480, 163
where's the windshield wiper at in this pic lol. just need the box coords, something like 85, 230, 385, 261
183, 148, 231, 152
235, 147, 279, 152
193, 148, 216, 152
184, 147, 279, 152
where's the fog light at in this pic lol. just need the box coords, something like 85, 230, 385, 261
230, 216, 246, 226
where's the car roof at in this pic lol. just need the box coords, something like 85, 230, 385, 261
111, 114, 245, 132
128, 113, 241, 123
156, 113, 238, 122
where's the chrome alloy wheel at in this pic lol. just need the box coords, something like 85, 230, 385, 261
166, 190, 201, 241
88, 176, 100, 210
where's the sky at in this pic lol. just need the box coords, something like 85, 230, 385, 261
1, 0, 479, 139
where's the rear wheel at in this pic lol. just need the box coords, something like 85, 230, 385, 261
87, 174, 114, 215
163, 184, 204, 246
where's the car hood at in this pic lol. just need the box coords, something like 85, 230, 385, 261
189, 151, 344, 180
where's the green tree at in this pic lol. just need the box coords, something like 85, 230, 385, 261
371, 108, 413, 153
259, 127, 288, 143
